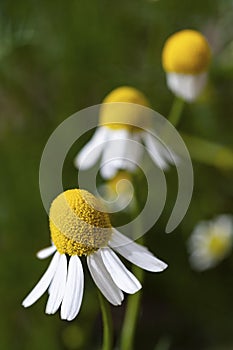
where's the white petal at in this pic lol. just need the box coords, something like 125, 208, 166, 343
106, 129, 130, 168
213, 215, 233, 237
189, 254, 213, 271
109, 229, 168, 272
101, 247, 141, 294
124, 133, 143, 171
22, 252, 60, 308
117, 250, 167, 272
109, 228, 151, 251
61, 256, 84, 321
101, 161, 118, 179
74, 127, 108, 170
166, 72, 207, 102
45, 254, 67, 315
87, 250, 124, 306
37, 245, 57, 259
143, 132, 170, 169
100, 129, 131, 179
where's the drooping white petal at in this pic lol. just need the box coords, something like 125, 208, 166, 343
87, 250, 124, 306
100, 160, 117, 179
74, 127, 108, 170
106, 129, 130, 167
22, 252, 60, 308
45, 254, 67, 315
124, 133, 143, 171
143, 132, 170, 169
37, 245, 57, 259
166, 72, 207, 102
189, 253, 213, 271
109, 229, 168, 272
100, 129, 132, 179
109, 228, 151, 252
212, 215, 233, 238
101, 247, 141, 294
61, 256, 84, 321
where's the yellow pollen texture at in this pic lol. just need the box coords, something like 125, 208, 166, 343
99, 86, 150, 131
49, 189, 112, 256
162, 29, 211, 74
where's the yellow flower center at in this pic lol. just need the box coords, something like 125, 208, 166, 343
99, 86, 150, 132
107, 171, 132, 197
162, 29, 211, 74
208, 234, 230, 258
49, 189, 112, 256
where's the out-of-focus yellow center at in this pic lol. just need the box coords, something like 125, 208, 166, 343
162, 29, 211, 74
49, 189, 112, 256
108, 171, 132, 195
99, 86, 150, 131
208, 234, 230, 258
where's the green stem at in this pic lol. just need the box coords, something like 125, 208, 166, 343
181, 132, 233, 170
98, 291, 113, 350
167, 96, 185, 127
120, 264, 144, 350
120, 197, 144, 350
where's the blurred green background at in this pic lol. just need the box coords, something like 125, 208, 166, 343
1, 0, 233, 349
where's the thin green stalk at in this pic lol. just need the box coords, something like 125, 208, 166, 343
120, 197, 144, 350
98, 290, 113, 350
167, 96, 185, 127
181, 132, 233, 170
120, 263, 144, 350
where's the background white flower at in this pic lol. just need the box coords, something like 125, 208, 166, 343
74, 86, 176, 179
188, 214, 233, 271
162, 29, 211, 102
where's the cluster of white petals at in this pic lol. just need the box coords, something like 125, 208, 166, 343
75, 126, 175, 180
22, 229, 167, 320
188, 215, 233, 271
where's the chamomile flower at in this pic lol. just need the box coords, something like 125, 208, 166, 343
188, 215, 233, 271
22, 189, 167, 321
162, 29, 211, 102
74, 86, 175, 180
98, 170, 135, 213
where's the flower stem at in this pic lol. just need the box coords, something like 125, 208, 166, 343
120, 196, 144, 350
98, 290, 113, 350
167, 96, 185, 127
120, 262, 144, 350
181, 132, 233, 170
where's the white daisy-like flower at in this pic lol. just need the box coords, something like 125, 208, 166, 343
74, 86, 175, 180
162, 29, 211, 102
22, 189, 167, 321
188, 215, 233, 271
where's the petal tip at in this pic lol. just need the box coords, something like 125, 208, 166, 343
21, 300, 28, 308
156, 262, 168, 272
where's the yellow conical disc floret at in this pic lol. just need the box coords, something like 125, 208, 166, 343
49, 189, 112, 256
162, 29, 211, 75
99, 86, 150, 131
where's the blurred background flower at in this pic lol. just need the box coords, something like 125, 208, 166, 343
188, 215, 233, 271
75, 86, 176, 179
162, 29, 211, 102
